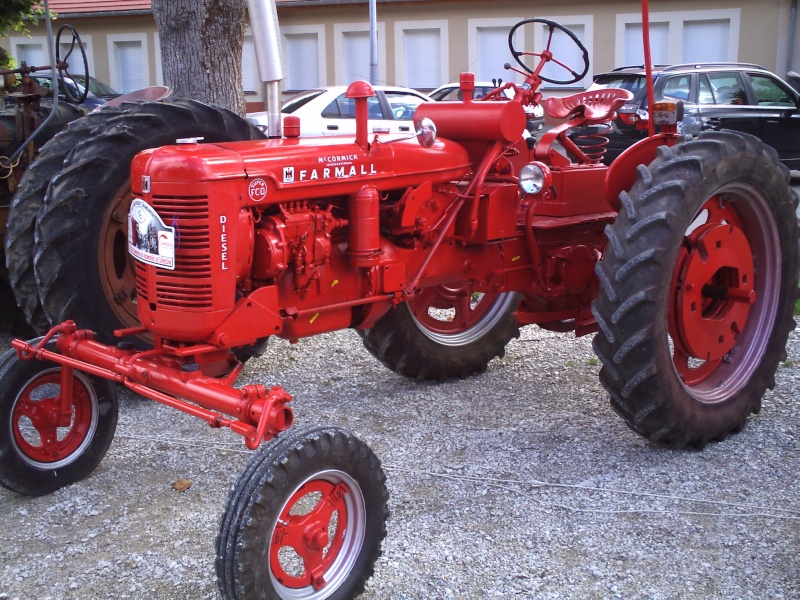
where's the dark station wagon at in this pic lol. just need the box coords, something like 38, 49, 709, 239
574, 63, 800, 167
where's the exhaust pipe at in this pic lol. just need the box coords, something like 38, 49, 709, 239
247, 0, 285, 137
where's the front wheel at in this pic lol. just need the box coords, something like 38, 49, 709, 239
361, 287, 520, 380
0, 340, 118, 495
216, 427, 389, 599
592, 131, 799, 448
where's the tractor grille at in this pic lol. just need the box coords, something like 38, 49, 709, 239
135, 195, 213, 309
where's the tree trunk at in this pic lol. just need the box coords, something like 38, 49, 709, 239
152, 0, 247, 116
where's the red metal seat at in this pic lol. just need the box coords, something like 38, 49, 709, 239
544, 88, 634, 123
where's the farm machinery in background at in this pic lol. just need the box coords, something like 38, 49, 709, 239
0, 0, 798, 598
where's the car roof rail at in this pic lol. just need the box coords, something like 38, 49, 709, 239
661, 62, 766, 72
610, 65, 668, 72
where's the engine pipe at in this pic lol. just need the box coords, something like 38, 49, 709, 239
247, 0, 284, 137
11, 323, 293, 450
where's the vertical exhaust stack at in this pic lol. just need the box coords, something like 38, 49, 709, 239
247, 0, 285, 138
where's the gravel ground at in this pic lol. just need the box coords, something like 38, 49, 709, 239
0, 324, 798, 599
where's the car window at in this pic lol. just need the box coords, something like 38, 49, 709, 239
662, 75, 691, 101
706, 72, 749, 105
590, 74, 647, 95
383, 91, 427, 120
747, 73, 796, 107
698, 74, 715, 105
321, 94, 383, 119
283, 90, 325, 114
431, 86, 459, 101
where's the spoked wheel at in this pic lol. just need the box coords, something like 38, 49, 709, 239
0, 340, 118, 495
361, 285, 520, 381
593, 130, 799, 448
216, 427, 388, 600
507, 18, 589, 84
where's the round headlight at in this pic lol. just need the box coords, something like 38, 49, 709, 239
519, 162, 550, 195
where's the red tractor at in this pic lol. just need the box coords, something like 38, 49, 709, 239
1, 10, 798, 600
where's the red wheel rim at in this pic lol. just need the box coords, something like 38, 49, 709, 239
667, 189, 781, 392
11, 369, 97, 466
269, 471, 365, 594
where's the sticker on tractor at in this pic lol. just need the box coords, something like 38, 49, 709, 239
128, 197, 176, 270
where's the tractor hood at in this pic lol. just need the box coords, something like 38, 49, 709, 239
132, 135, 471, 205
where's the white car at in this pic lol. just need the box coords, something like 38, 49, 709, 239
247, 85, 432, 137
429, 81, 545, 132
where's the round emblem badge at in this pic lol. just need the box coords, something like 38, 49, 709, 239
248, 178, 268, 202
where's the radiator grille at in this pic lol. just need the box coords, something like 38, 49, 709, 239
136, 195, 213, 309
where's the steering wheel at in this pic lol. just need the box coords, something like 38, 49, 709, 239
508, 18, 589, 85
55, 24, 90, 103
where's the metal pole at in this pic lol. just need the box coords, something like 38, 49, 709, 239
369, 0, 378, 84
247, 0, 285, 138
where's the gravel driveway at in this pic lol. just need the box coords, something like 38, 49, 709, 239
0, 324, 798, 599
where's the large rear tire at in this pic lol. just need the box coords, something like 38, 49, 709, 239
5, 105, 126, 334
592, 130, 799, 448
33, 100, 265, 344
361, 287, 520, 381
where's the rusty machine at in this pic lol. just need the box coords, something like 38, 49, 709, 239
0, 0, 798, 598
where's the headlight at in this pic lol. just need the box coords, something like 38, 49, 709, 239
519, 162, 550, 195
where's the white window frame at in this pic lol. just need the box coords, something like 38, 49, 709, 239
615, 9, 741, 67
282, 24, 327, 92
532, 14, 593, 90
107, 33, 150, 93
394, 20, 448, 90
467, 17, 525, 84
8, 34, 96, 77
333, 22, 386, 86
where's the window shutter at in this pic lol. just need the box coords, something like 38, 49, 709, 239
344, 31, 371, 83
114, 41, 146, 93
476, 27, 510, 83
17, 43, 45, 67
286, 33, 319, 91
683, 20, 729, 63
625, 22, 669, 66
242, 38, 257, 93
404, 29, 440, 89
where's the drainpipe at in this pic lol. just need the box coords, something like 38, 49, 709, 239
788, 0, 797, 72
369, 0, 378, 84
247, 0, 285, 138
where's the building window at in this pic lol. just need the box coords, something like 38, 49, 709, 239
395, 20, 447, 90
616, 9, 740, 67
467, 18, 523, 85
532, 15, 593, 89
9, 35, 96, 78
242, 36, 258, 94
107, 34, 149, 93
283, 26, 325, 92
334, 22, 386, 85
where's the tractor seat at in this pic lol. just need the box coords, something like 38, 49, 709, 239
544, 88, 634, 123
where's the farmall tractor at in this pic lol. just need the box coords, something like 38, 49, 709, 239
1, 0, 799, 596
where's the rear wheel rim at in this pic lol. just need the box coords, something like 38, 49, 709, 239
668, 184, 781, 400
98, 184, 140, 330
269, 469, 366, 599
10, 368, 99, 468
408, 287, 516, 346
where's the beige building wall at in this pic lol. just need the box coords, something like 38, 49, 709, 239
3, 1, 796, 108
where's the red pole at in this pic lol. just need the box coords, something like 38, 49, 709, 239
642, 0, 656, 138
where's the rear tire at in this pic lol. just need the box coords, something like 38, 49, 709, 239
592, 131, 799, 448
361, 287, 519, 381
0, 339, 118, 496
33, 100, 265, 344
5, 105, 126, 334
